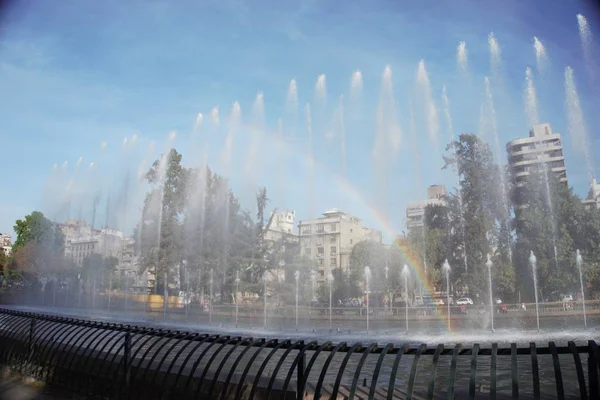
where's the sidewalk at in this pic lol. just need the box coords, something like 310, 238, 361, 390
0, 376, 67, 400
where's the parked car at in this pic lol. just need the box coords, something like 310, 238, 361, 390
456, 297, 474, 305
562, 294, 573, 302
432, 298, 445, 306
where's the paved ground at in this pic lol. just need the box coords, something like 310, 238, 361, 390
0, 375, 68, 400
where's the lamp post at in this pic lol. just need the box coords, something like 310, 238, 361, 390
402, 264, 410, 332
384, 264, 390, 312
294, 270, 300, 330
263, 271, 269, 330
327, 272, 334, 331
310, 270, 317, 315
364, 266, 371, 334
235, 270, 240, 328
183, 259, 189, 321
209, 269, 214, 326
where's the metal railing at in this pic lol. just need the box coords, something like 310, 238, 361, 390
0, 308, 598, 399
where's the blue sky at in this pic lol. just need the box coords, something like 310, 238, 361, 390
0, 0, 599, 240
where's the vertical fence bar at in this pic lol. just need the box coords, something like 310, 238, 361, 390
530, 342, 540, 400
123, 332, 131, 391
549, 341, 565, 400
511, 343, 518, 399
589, 340, 599, 400
490, 343, 497, 400
25, 318, 36, 375
297, 352, 305, 400
468, 343, 480, 400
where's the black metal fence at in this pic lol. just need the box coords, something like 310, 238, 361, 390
0, 308, 598, 399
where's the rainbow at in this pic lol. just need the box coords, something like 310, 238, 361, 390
231, 123, 452, 331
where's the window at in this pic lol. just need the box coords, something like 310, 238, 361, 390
302, 225, 311, 235
350, 239, 353, 245
330, 246, 337, 256
303, 239, 310, 247
329, 236, 336, 244
317, 224, 325, 233
318, 259, 324, 267
330, 257, 337, 266
330, 223, 337, 232
317, 247, 324, 256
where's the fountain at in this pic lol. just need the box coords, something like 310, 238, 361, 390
576, 250, 587, 329
402, 264, 410, 333
529, 251, 540, 332
327, 272, 334, 332
25, 12, 600, 352
294, 270, 300, 330
364, 266, 371, 334
235, 270, 240, 328
442, 260, 451, 330
486, 255, 494, 333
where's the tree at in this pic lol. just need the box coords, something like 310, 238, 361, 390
512, 168, 600, 300
443, 134, 515, 299
138, 149, 189, 294
9, 211, 68, 288
13, 211, 64, 253
81, 253, 119, 290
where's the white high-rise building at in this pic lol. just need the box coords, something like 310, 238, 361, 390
506, 123, 568, 188
406, 185, 448, 231
298, 209, 382, 281
583, 178, 600, 209
0, 233, 11, 256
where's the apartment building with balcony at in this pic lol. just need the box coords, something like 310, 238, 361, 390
506, 123, 568, 188
406, 185, 448, 232
298, 209, 382, 281
583, 178, 600, 210
0, 233, 12, 256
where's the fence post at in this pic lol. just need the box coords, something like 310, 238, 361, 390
589, 342, 599, 399
123, 331, 131, 394
27, 318, 36, 373
296, 352, 305, 400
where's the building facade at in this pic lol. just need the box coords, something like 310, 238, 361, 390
58, 220, 140, 288
406, 185, 448, 231
298, 209, 382, 281
0, 233, 11, 256
264, 210, 299, 282
583, 178, 600, 209
506, 123, 568, 189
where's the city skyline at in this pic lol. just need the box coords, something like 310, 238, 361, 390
1, 1, 599, 240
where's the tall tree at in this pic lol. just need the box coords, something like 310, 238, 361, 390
139, 149, 189, 294
10, 211, 68, 286
443, 134, 515, 300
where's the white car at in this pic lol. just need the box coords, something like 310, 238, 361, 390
456, 297, 474, 305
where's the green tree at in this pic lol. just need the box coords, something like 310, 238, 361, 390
443, 134, 515, 299
81, 253, 119, 290
512, 168, 600, 300
13, 211, 64, 253
138, 149, 190, 294
10, 211, 68, 287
